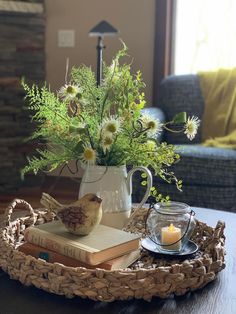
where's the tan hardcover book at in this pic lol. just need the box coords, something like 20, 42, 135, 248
24, 221, 140, 265
18, 242, 140, 270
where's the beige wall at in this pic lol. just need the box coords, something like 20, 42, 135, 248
45, 0, 155, 177
45, 0, 155, 106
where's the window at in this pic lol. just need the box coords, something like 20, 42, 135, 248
173, 0, 236, 74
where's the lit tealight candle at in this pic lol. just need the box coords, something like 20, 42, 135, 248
161, 223, 182, 251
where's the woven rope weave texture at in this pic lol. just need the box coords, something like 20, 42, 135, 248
0, 199, 225, 302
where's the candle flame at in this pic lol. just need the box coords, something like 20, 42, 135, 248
168, 223, 175, 232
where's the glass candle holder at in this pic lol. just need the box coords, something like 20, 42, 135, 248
146, 202, 196, 254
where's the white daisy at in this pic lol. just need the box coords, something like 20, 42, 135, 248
184, 116, 200, 140
58, 84, 82, 102
141, 114, 162, 137
102, 117, 121, 134
81, 146, 96, 165
101, 132, 114, 153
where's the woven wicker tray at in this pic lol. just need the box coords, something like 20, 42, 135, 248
0, 199, 225, 302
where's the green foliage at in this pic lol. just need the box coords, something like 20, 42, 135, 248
21, 42, 196, 200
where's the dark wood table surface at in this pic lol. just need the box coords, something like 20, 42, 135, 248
0, 207, 235, 314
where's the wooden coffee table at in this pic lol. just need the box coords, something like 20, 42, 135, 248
0, 207, 235, 314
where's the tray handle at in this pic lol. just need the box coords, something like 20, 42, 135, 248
4, 199, 36, 227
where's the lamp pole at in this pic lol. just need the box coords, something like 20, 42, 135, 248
89, 20, 118, 87
96, 36, 104, 87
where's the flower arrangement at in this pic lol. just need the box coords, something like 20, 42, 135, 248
22, 43, 200, 201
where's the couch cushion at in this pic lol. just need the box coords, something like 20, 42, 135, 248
151, 182, 236, 212
171, 145, 236, 187
132, 176, 236, 211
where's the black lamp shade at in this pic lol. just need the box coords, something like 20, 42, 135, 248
89, 20, 118, 37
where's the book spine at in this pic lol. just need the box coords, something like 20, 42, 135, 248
24, 228, 91, 264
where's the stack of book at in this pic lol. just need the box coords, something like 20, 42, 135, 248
18, 221, 141, 270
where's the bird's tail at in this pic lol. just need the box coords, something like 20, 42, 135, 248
40, 192, 62, 212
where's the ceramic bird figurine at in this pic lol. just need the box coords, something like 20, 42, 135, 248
40, 193, 103, 235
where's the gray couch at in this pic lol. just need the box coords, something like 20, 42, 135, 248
135, 74, 236, 212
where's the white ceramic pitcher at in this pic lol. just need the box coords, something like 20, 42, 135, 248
79, 165, 153, 229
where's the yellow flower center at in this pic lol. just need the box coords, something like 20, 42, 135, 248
187, 122, 194, 133
83, 148, 95, 161
147, 120, 156, 129
106, 123, 117, 133
104, 136, 113, 146
66, 86, 75, 94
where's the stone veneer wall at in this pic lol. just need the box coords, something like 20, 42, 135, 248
0, 0, 45, 193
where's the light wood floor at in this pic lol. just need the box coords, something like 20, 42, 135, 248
0, 176, 81, 214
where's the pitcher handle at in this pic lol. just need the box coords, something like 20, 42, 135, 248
127, 166, 153, 209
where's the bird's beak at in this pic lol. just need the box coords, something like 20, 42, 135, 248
95, 196, 102, 204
